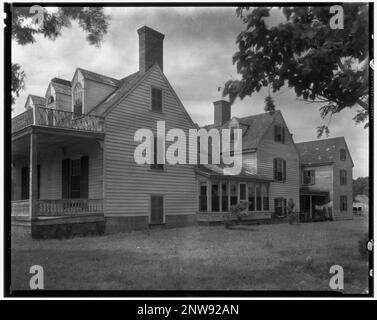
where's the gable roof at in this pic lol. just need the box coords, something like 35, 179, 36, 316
77, 68, 121, 87
89, 71, 141, 116
51, 77, 71, 96
29, 94, 46, 107
296, 137, 354, 167
204, 110, 279, 150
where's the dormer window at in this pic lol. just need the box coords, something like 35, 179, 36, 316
73, 83, 83, 116
47, 96, 54, 104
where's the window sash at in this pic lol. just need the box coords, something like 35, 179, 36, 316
150, 136, 164, 170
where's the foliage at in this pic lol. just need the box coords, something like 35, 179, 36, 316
11, 6, 110, 106
223, 5, 370, 136
353, 177, 369, 199
223, 201, 249, 229
11, 63, 26, 106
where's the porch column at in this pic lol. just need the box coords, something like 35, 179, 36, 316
29, 133, 38, 219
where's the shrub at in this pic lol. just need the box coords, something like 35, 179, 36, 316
223, 201, 249, 229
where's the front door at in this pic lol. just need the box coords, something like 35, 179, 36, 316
150, 195, 164, 224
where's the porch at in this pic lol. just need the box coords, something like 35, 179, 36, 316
11, 106, 105, 238
195, 166, 273, 223
299, 189, 331, 221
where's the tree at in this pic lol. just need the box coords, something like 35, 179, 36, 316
11, 6, 110, 107
223, 5, 370, 137
353, 177, 369, 199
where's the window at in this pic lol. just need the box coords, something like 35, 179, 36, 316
274, 198, 287, 218
221, 183, 228, 211
199, 183, 207, 211
151, 87, 162, 112
239, 183, 246, 202
48, 96, 54, 104
340, 195, 348, 212
211, 183, 220, 212
62, 156, 89, 199
73, 83, 83, 116
248, 183, 255, 211
262, 184, 269, 211
150, 137, 164, 170
256, 184, 262, 211
230, 182, 237, 206
340, 148, 346, 161
274, 125, 285, 143
340, 170, 347, 185
273, 158, 286, 182
303, 169, 315, 185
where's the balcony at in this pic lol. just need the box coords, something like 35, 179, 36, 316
12, 106, 104, 134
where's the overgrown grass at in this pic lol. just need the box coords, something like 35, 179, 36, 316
11, 217, 369, 293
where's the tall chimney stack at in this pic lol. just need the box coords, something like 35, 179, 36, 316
214, 100, 231, 126
137, 26, 165, 74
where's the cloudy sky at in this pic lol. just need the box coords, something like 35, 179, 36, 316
12, 6, 369, 178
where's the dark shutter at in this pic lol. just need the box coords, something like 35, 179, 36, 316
21, 167, 29, 200
283, 160, 286, 181
80, 156, 89, 199
274, 125, 278, 141
273, 158, 277, 180
152, 88, 162, 112
62, 159, 70, 199
283, 198, 287, 215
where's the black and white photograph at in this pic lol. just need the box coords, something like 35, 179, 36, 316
2, 1, 374, 301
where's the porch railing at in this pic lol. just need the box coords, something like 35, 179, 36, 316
11, 199, 103, 217
37, 199, 103, 216
12, 106, 104, 134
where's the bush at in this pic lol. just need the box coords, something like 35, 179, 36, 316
358, 234, 370, 260
223, 201, 249, 229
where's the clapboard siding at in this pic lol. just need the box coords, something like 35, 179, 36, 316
12, 141, 103, 200
104, 67, 197, 217
242, 151, 257, 174
257, 112, 300, 210
301, 165, 333, 192
56, 92, 72, 112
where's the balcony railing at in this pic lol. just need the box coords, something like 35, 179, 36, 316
11, 199, 103, 217
12, 106, 104, 134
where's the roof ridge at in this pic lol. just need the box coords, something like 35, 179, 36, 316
78, 67, 120, 83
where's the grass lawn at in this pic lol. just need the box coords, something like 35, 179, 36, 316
11, 216, 369, 293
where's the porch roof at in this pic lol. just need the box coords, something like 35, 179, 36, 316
195, 164, 273, 182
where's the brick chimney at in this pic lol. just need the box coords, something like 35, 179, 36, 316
214, 100, 231, 126
137, 26, 165, 74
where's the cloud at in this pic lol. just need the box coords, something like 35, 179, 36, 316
11, 6, 369, 178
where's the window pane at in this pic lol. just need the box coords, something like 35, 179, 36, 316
221, 183, 228, 211
211, 183, 220, 212
248, 183, 255, 211
230, 182, 237, 206
199, 183, 207, 211
256, 184, 262, 211
240, 183, 246, 201
262, 184, 269, 211
151, 136, 164, 170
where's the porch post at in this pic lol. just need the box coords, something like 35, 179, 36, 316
29, 133, 38, 219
